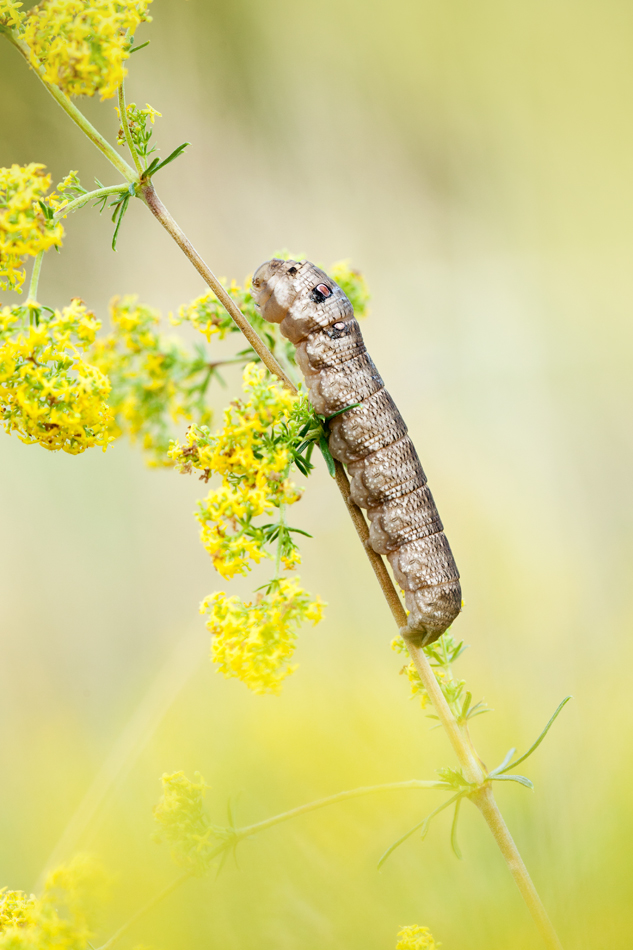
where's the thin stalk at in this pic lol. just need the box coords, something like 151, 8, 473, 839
27, 250, 44, 301
140, 182, 295, 389
2, 29, 137, 183
53, 184, 132, 220
95, 871, 192, 950
406, 640, 484, 786
95, 779, 444, 949
236, 779, 446, 840
117, 80, 144, 176
471, 784, 564, 950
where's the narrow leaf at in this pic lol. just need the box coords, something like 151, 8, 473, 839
149, 142, 190, 176
488, 747, 517, 778
492, 774, 534, 790
450, 797, 463, 859
287, 527, 312, 537
130, 39, 150, 53
318, 436, 336, 477
377, 793, 462, 870
324, 402, 361, 421
497, 696, 572, 775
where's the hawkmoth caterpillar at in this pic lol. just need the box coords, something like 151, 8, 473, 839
250, 258, 461, 645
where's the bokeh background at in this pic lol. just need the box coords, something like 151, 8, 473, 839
1, 0, 633, 946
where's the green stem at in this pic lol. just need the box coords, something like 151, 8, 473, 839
95, 871, 192, 950
2, 29, 137, 183
236, 779, 445, 840
274, 501, 287, 577
94, 779, 443, 949
27, 250, 44, 301
53, 184, 131, 220
140, 182, 295, 389
117, 80, 144, 176
470, 784, 564, 950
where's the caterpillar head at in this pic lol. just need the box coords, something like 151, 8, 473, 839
251, 258, 304, 324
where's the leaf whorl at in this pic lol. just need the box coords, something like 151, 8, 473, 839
251, 258, 461, 645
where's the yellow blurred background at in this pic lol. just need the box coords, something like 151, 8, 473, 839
1, 0, 632, 946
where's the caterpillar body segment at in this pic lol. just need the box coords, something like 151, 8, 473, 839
250, 258, 461, 645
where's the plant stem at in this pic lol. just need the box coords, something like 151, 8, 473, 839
95, 779, 444, 949
27, 250, 44, 301
117, 81, 145, 176
95, 871, 192, 950
236, 779, 446, 840
2, 29, 137, 184
140, 182, 295, 389
53, 184, 132, 220
471, 784, 564, 950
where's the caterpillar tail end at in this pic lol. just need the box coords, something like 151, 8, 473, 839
400, 581, 463, 647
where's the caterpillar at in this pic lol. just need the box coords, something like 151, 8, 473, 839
250, 258, 461, 646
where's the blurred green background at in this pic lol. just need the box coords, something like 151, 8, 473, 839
2, 0, 633, 946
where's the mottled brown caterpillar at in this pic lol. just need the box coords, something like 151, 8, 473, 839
250, 258, 461, 645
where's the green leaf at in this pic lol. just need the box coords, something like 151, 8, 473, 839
377, 792, 463, 870
324, 402, 361, 421
496, 696, 572, 775
492, 774, 534, 790
110, 194, 130, 251
129, 39, 150, 53
147, 142, 190, 177
318, 435, 336, 477
488, 747, 516, 777
450, 797, 463, 859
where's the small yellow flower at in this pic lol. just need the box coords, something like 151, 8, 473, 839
0, 163, 63, 293
22, 0, 153, 100
0, 888, 36, 931
0, 1, 25, 29
396, 924, 441, 950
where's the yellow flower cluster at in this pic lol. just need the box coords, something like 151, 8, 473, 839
0, 163, 63, 293
0, 1, 25, 29
171, 278, 259, 343
0, 856, 105, 949
396, 925, 441, 950
170, 363, 301, 579
152, 771, 225, 876
89, 295, 212, 466
21, 0, 152, 100
0, 889, 36, 931
0, 299, 114, 453
201, 578, 325, 695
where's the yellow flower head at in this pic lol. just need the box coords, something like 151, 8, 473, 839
0, 299, 114, 453
22, 0, 153, 100
201, 578, 325, 694
0, 856, 105, 949
152, 771, 222, 876
0, 888, 36, 931
0, 163, 63, 293
0, 1, 25, 29
396, 925, 441, 950
88, 295, 214, 466
170, 363, 303, 578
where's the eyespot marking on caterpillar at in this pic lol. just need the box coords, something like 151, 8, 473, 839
333, 322, 345, 329
311, 283, 332, 303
